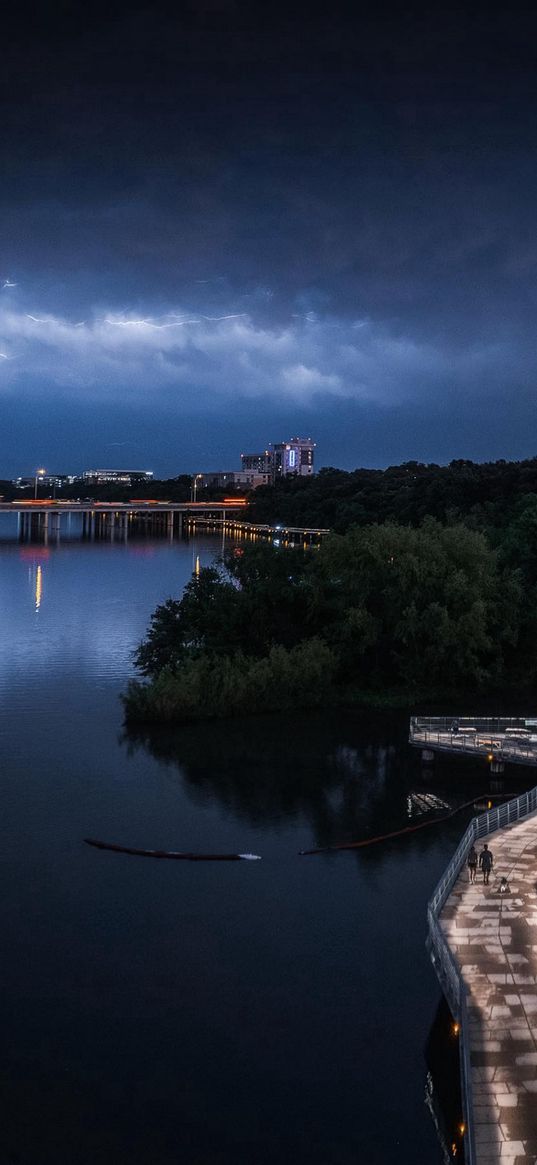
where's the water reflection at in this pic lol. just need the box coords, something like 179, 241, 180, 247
424, 1000, 466, 1163
0, 531, 528, 1164
35, 563, 43, 611
124, 710, 497, 853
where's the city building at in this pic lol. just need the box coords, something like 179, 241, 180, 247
240, 450, 273, 475
272, 437, 315, 478
241, 437, 315, 481
81, 469, 154, 486
197, 470, 270, 490
14, 474, 70, 490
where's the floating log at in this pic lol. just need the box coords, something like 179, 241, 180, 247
84, 838, 261, 861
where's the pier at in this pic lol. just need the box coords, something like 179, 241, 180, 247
410, 717, 537, 770
428, 788, 537, 1164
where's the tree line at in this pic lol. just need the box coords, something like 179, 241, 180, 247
247, 455, 537, 534
124, 482, 537, 722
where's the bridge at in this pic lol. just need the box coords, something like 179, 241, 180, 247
0, 502, 329, 545
410, 717, 537, 773
0, 501, 244, 542
428, 788, 537, 1164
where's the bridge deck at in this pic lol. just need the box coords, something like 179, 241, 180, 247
440, 812, 537, 1163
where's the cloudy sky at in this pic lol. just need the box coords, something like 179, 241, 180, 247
2, 3, 537, 476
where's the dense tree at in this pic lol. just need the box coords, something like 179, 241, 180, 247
315, 521, 522, 689
248, 455, 537, 533
134, 567, 244, 674
128, 515, 530, 723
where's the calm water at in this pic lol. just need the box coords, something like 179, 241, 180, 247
0, 522, 524, 1164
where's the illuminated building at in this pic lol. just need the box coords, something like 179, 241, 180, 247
14, 473, 69, 489
81, 469, 154, 486
241, 437, 315, 481
240, 450, 273, 475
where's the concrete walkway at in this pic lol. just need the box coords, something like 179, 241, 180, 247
440, 813, 537, 1164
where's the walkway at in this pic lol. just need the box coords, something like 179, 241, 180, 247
440, 813, 537, 1163
410, 717, 537, 768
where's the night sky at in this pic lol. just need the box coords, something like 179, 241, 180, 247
2, 3, 537, 476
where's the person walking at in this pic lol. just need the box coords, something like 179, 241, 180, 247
467, 844, 478, 883
479, 843, 494, 885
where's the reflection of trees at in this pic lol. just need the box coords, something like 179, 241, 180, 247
123, 709, 427, 850
424, 999, 465, 1161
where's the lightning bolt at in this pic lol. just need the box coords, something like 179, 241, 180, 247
104, 317, 201, 329
199, 314, 246, 322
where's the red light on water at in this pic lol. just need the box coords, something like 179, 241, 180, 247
19, 547, 51, 561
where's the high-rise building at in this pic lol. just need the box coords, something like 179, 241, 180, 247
241, 438, 315, 481
272, 438, 315, 478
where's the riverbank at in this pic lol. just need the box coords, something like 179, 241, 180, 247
123, 667, 537, 726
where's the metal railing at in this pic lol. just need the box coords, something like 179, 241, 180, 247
427, 784, 537, 1165
410, 716, 537, 765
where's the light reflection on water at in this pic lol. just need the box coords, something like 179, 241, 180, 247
0, 529, 510, 1163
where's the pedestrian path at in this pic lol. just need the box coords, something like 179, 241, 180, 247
440, 814, 537, 1164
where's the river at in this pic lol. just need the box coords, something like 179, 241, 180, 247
0, 520, 519, 1164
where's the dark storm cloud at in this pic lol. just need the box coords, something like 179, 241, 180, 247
2, 3, 537, 472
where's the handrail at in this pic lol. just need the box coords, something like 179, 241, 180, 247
410, 717, 537, 764
426, 784, 537, 1165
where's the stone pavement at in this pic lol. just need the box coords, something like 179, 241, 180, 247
440, 813, 537, 1164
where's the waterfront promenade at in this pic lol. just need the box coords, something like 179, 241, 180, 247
429, 796, 537, 1163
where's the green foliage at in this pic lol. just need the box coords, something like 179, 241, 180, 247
134, 567, 243, 674
135, 546, 320, 676
123, 638, 337, 724
128, 509, 536, 724
248, 455, 537, 533
315, 520, 522, 689
127, 452, 537, 723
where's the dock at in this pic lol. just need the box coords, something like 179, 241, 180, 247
410, 717, 537, 771
428, 789, 537, 1163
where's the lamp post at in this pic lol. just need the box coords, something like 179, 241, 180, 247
34, 467, 46, 499
192, 473, 202, 503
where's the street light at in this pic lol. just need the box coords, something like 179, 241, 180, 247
192, 473, 203, 503
34, 467, 46, 499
